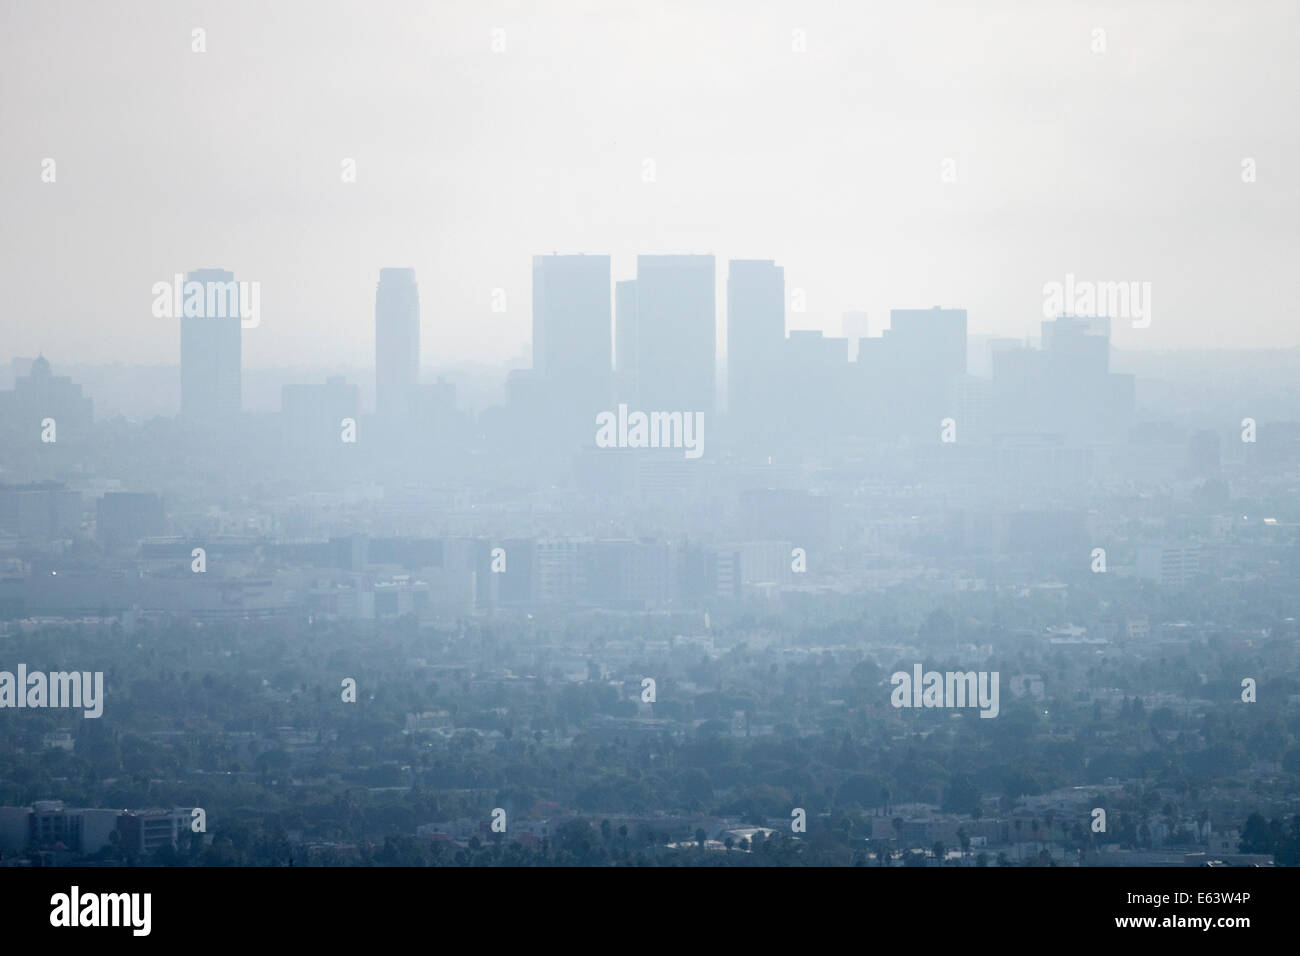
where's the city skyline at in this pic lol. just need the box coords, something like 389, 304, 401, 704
3, 1, 1298, 366
3, 0, 1298, 897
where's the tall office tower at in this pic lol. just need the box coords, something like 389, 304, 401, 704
375, 268, 420, 418
634, 255, 716, 416
868, 306, 967, 438
614, 279, 639, 403
180, 268, 242, 424
841, 310, 869, 362
532, 254, 612, 435
727, 259, 785, 439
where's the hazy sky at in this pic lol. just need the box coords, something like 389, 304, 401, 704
2, 0, 1297, 367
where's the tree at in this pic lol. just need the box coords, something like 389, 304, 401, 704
1239, 813, 1274, 854
941, 775, 981, 817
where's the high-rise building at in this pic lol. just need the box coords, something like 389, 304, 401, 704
990, 315, 1133, 441
614, 279, 639, 403
375, 268, 420, 418
727, 260, 785, 436
532, 255, 612, 431
858, 306, 967, 439
785, 330, 849, 444
634, 255, 715, 416
0, 355, 93, 437
180, 268, 241, 423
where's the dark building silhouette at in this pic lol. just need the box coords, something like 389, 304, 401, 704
96, 492, 166, 548
0, 482, 83, 539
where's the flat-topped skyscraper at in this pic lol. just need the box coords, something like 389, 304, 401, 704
532, 254, 611, 384
532, 254, 612, 439
855, 306, 967, 440
375, 268, 420, 418
634, 255, 716, 417
727, 259, 785, 435
180, 268, 241, 424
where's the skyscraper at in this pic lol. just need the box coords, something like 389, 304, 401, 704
375, 268, 420, 418
532, 255, 612, 436
533, 255, 611, 378
614, 278, 639, 403
3, 355, 93, 435
180, 268, 241, 423
727, 259, 784, 436
855, 307, 967, 440
634, 255, 716, 416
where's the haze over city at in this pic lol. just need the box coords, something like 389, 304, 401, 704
3, 0, 1299, 368
1, 6, 1296, 938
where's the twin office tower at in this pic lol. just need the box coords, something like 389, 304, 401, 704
526, 255, 787, 437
